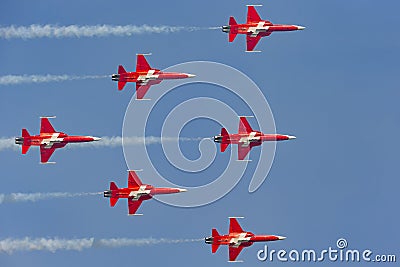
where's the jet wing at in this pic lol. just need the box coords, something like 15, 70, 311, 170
136, 54, 151, 72
229, 218, 244, 233
239, 117, 253, 134
238, 143, 251, 160
128, 170, 143, 188
229, 245, 244, 262
40, 117, 56, 134
40, 145, 56, 163
247, 6, 262, 23
136, 80, 161, 99
128, 198, 143, 215
246, 34, 262, 52
247, 6, 272, 24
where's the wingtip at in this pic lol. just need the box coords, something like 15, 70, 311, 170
40, 116, 56, 119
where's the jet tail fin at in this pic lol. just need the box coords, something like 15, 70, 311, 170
22, 144, 30, 154
229, 17, 238, 42
212, 228, 220, 238
220, 128, 230, 152
110, 197, 119, 207
109, 182, 119, 206
21, 129, 31, 154
22, 128, 30, 138
118, 81, 127, 91
211, 228, 221, 253
110, 182, 118, 191
118, 65, 127, 74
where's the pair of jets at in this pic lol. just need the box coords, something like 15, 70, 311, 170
102, 116, 295, 215
15, 116, 295, 163
112, 5, 305, 99
103, 171, 284, 262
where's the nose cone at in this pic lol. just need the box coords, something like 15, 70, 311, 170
178, 188, 188, 193
92, 137, 101, 141
287, 135, 296, 140
296, 26, 306, 30
276, 236, 287, 240
186, 74, 196, 78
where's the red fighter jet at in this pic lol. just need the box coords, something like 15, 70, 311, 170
111, 54, 196, 99
205, 217, 286, 262
222, 5, 305, 52
103, 170, 187, 215
15, 117, 101, 164
213, 117, 296, 160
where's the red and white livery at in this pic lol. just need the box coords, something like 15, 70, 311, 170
213, 116, 296, 160
111, 54, 196, 99
103, 170, 187, 215
222, 5, 305, 52
15, 117, 101, 164
205, 217, 286, 262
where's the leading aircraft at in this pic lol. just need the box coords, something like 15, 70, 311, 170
213, 116, 296, 160
205, 217, 286, 262
103, 170, 187, 215
111, 54, 196, 99
15, 117, 101, 164
222, 5, 305, 52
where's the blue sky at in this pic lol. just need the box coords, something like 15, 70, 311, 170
0, 0, 399, 266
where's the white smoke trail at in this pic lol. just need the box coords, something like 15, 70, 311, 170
0, 138, 18, 151
0, 137, 203, 151
0, 74, 107, 85
0, 237, 202, 254
72, 136, 203, 148
0, 24, 206, 40
0, 192, 101, 204
0, 238, 94, 254
93, 238, 203, 248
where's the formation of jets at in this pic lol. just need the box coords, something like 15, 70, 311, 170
11, 4, 304, 263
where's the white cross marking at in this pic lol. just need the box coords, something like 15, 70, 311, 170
137, 70, 160, 83
129, 185, 151, 200
239, 132, 260, 147
248, 22, 270, 37
41, 133, 63, 148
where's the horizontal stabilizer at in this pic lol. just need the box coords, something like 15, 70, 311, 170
118, 65, 127, 74
118, 81, 127, 91
110, 182, 118, 191
22, 129, 30, 138
110, 197, 119, 207
22, 145, 30, 154
212, 243, 220, 253
212, 228, 220, 237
